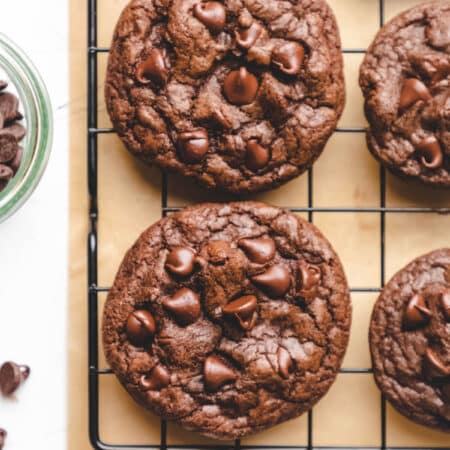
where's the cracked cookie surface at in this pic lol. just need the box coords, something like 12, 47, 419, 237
102, 202, 351, 439
360, 2, 450, 187
370, 249, 450, 432
105, 0, 345, 194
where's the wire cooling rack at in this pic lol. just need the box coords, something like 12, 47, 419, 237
87, 0, 450, 448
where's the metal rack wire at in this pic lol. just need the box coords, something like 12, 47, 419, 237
87, 0, 450, 449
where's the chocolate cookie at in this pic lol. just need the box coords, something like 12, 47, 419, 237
102, 202, 351, 439
105, 0, 345, 194
370, 249, 450, 432
360, 2, 450, 187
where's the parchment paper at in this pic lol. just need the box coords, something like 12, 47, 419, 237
69, 0, 450, 448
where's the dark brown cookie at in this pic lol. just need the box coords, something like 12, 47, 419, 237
360, 2, 450, 188
102, 202, 351, 439
370, 249, 450, 432
105, 0, 345, 194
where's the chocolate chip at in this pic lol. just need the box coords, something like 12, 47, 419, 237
178, 129, 209, 163
236, 22, 262, 49
223, 67, 258, 106
136, 49, 168, 85
299, 262, 321, 291
0, 93, 19, 128
238, 237, 275, 264
398, 78, 431, 112
277, 347, 293, 379
0, 81, 7, 91
203, 355, 237, 392
403, 294, 432, 330
0, 165, 13, 181
222, 295, 257, 330
163, 288, 201, 326
126, 310, 156, 345
245, 140, 270, 171
141, 365, 170, 390
1, 123, 26, 142
9, 147, 23, 174
251, 265, 291, 298
0, 134, 18, 163
441, 290, 450, 321
415, 136, 443, 169
0, 362, 30, 396
193, 2, 226, 33
0, 428, 6, 450
272, 42, 305, 75
165, 247, 196, 277
424, 348, 449, 380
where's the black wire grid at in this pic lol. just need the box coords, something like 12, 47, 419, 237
87, 0, 450, 449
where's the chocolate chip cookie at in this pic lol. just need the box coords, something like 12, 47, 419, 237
360, 2, 450, 188
370, 249, 450, 432
103, 202, 351, 439
105, 0, 345, 194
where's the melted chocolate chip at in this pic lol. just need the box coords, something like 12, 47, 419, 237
223, 67, 258, 105
441, 290, 450, 321
236, 22, 262, 49
141, 365, 170, 390
222, 295, 257, 330
272, 42, 305, 75
299, 262, 321, 291
415, 136, 443, 169
277, 347, 293, 379
0, 362, 30, 396
136, 49, 168, 85
398, 78, 431, 112
126, 310, 156, 345
251, 265, 291, 298
403, 294, 432, 330
203, 355, 237, 392
163, 288, 201, 326
238, 237, 275, 264
178, 129, 209, 163
165, 247, 196, 277
245, 140, 270, 171
424, 348, 449, 379
193, 2, 226, 33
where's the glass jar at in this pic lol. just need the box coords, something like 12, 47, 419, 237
0, 33, 53, 222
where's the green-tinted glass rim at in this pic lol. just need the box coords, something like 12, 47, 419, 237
0, 33, 53, 222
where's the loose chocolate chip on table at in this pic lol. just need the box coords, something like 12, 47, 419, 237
238, 237, 275, 264
178, 129, 209, 163
236, 22, 262, 49
245, 140, 270, 171
223, 67, 258, 106
141, 365, 170, 390
424, 348, 449, 379
222, 295, 257, 330
415, 136, 443, 169
0, 429, 6, 450
277, 347, 293, 379
165, 247, 196, 277
0, 134, 18, 164
403, 294, 432, 330
193, 2, 226, 33
0, 165, 13, 181
441, 290, 450, 320
126, 310, 156, 345
203, 355, 237, 392
398, 78, 431, 112
162, 288, 201, 326
0, 361, 30, 396
136, 49, 168, 85
251, 265, 291, 298
299, 262, 321, 291
272, 42, 305, 75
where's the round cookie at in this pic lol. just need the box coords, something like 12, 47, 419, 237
103, 202, 351, 439
105, 0, 345, 194
370, 249, 450, 432
360, 2, 450, 188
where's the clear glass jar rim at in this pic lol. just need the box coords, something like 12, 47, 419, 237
0, 33, 53, 223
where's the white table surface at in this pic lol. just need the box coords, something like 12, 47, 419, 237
0, 1, 68, 448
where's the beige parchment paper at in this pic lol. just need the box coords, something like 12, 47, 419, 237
69, 0, 450, 448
